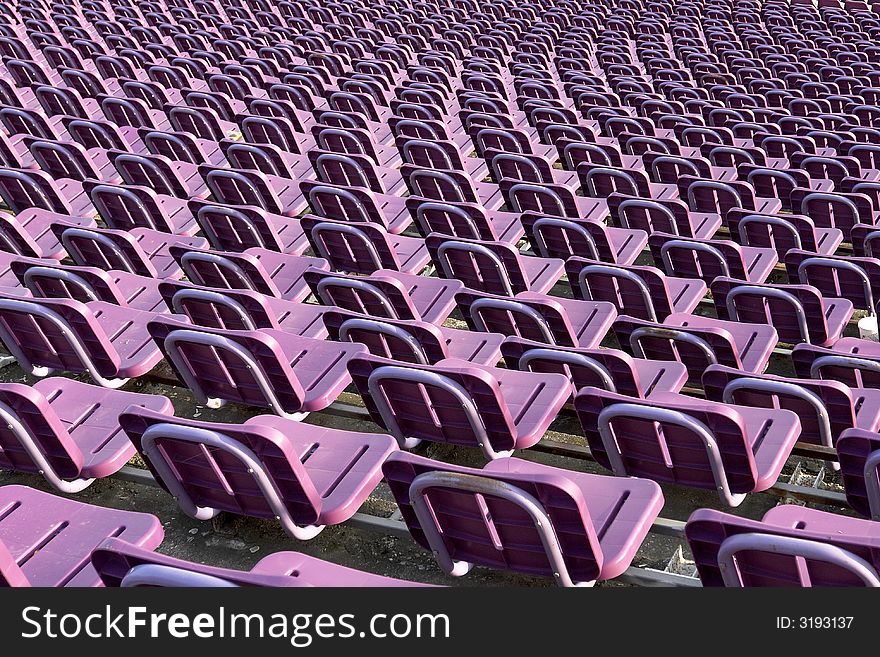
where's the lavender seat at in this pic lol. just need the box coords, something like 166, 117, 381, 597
498, 178, 609, 221
703, 364, 880, 455
83, 180, 199, 235
300, 215, 430, 275
426, 234, 565, 296
710, 277, 853, 346
169, 245, 328, 303
520, 211, 648, 265
119, 407, 396, 540
0, 376, 170, 490
566, 257, 707, 321
92, 538, 425, 587
147, 315, 364, 418
726, 208, 844, 258
322, 308, 503, 365
455, 289, 616, 348
0, 167, 94, 217
347, 353, 571, 459
49, 222, 208, 279
648, 232, 778, 284
401, 164, 505, 210
406, 196, 526, 245
188, 199, 310, 256
608, 193, 722, 240
308, 149, 408, 197
784, 249, 880, 312
382, 452, 663, 586
0, 294, 165, 387
0, 208, 95, 259
199, 165, 309, 217
108, 149, 209, 199
613, 313, 778, 379
300, 179, 413, 234
686, 506, 880, 586
158, 280, 328, 338
0, 485, 163, 587
501, 336, 688, 398
792, 337, 880, 389
303, 267, 462, 325
575, 388, 801, 506
837, 428, 880, 520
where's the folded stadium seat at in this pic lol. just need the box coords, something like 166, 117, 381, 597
99, 95, 172, 132
187, 198, 310, 255
0, 167, 95, 217
485, 148, 582, 190
199, 165, 308, 217
299, 179, 413, 234
347, 353, 570, 458
299, 215, 430, 275
49, 222, 208, 279
60, 116, 147, 154
400, 164, 505, 209
790, 188, 879, 240
22, 137, 122, 183
737, 164, 836, 210
686, 506, 880, 586
519, 211, 647, 264
312, 124, 402, 169
9, 258, 166, 312
648, 232, 778, 284
388, 114, 472, 152
0, 485, 163, 587
455, 289, 616, 348
92, 538, 427, 587
726, 208, 843, 259
565, 257, 707, 321
837, 428, 880, 520
118, 407, 396, 540
107, 149, 210, 199
472, 126, 559, 162
679, 175, 783, 225
137, 127, 228, 167
792, 337, 880, 389
303, 267, 462, 325
219, 140, 314, 180
783, 249, 880, 313
710, 277, 853, 346
498, 178, 609, 221
0, 294, 166, 387
382, 451, 663, 586
0, 208, 95, 259
613, 313, 778, 380
0, 375, 171, 491
426, 234, 565, 295
322, 307, 503, 365
83, 180, 199, 235
406, 195, 525, 244
308, 149, 408, 196
169, 245, 328, 303
147, 315, 363, 417
607, 194, 722, 239
157, 280, 329, 338
501, 336, 688, 399
397, 136, 490, 181
703, 364, 880, 458
574, 387, 801, 506
577, 162, 680, 200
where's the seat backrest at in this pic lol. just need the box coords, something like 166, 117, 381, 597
574, 387, 759, 497
796, 189, 871, 239
347, 354, 518, 453
726, 209, 822, 255
303, 268, 422, 320
686, 508, 880, 586
565, 257, 674, 320
51, 224, 157, 277
109, 150, 188, 198
62, 117, 127, 151
499, 179, 581, 218
322, 309, 449, 364
608, 194, 699, 237
300, 216, 399, 274
520, 213, 622, 262
382, 451, 605, 584
24, 138, 100, 182
455, 290, 581, 346
791, 342, 880, 390
168, 246, 278, 296
83, 181, 174, 232
138, 129, 208, 165
119, 405, 323, 524
9, 259, 128, 305
0, 168, 70, 214
648, 232, 749, 281
784, 249, 880, 311
299, 180, 385, 227
188, 199, 287, 253
157, 280, 281, 331
425, 234, 528, 295
837, 429, 880, 519
200, 167, 283, 215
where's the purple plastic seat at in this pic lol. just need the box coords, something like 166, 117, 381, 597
498, 178, 609, 221
49, 222, 208, 279
791, 188, 878, 240
686, 506, 880, 586
0, 208, 95, 259
608, 193, 722, 240
157, 279, 328, 338
401, 164, 505, 209
710, 276, 853, 346
837, 428, 880, 519
726, 208, 844, 258
0, 293, 165, 387
426, 233, 565, 296
566, 257, 707, 321
322, 308, 503, 365
199, 165, 308, 217
407, 196, 526, 244
382, 451, 663, 586
613, 313, 778, 379
303, 267, 462, 325
146, 314, 364, 418
648, 231, 778, 283
23, 137, 121, 183
575, 387, 801, 506
119, 407, 397, 540
783, 249, 880, 312
501, 336, 688, 398
83, 180, 199, 235
792, 337, 880, 389
0, 167, 94, 217
703, 364, 880, 455
300, 179, 413, 234
397, 136, 489, 180
169, 245, 328, 303
188, 198, 309, 256
347, 353, 571, 459
92, 538, 425, 587
0, 376, 170, 490
0, 485, 163, 587
455, 289, 616, 348
107, 149, 209, 200
309, 149, 408, 197
300, 215, 430, 275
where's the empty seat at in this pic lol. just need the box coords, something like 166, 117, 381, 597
119, 407, 397, 540
188, 199, 310, 256
648, 232, 778, 283
0, 208, 95, 259
792, 337, 880, 389
784, 249, 880, 312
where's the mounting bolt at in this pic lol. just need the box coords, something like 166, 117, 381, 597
247, 468, 254, 474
